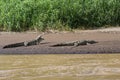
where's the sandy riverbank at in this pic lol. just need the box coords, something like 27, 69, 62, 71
0, 27, 120, 54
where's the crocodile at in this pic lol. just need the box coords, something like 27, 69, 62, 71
50, 40, 98, 47
3, 35, 44, 49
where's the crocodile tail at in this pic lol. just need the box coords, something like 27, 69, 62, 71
3, 42, 24, 49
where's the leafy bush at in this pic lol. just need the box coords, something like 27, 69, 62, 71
0, 0, 120, 31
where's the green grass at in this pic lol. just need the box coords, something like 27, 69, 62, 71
0, 0, 120, 31
0, 54, 120, 80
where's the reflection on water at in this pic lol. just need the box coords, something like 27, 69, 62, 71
0, 54, 120, 80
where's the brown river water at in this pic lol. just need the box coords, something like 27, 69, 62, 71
0, 54, 120, 80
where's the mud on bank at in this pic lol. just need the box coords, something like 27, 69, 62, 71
1, 28, 120, 54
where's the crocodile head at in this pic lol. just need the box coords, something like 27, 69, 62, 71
87, 40, 98, 44
36, 35, 44, 43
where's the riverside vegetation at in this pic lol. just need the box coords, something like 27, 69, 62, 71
0, 0, 120, 31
